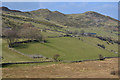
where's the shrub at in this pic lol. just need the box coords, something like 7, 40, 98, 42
110, 70, 120, 75
99, 54, 105, 60
97, 44, 105, 49
110, 71, 116, 75
46, 57, 49, 59
53, 54, 60, 62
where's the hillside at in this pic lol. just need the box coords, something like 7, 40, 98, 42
1, 6, 118, 63
2, 6, 118, 28
2, 39, 45, 63
14, 37, 117, 61
1, 6, 118, 39
1, 6, 119, 79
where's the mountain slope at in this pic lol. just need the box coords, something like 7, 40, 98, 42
1, 6, 118, 28
1, 7, 118, 39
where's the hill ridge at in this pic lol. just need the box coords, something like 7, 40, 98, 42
1, 6, 118, 21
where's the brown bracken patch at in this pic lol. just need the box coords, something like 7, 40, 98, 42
2, 58, 118, 78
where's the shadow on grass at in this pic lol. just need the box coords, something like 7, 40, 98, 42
2, 63, 25, 68
12, 40, 50, 49
12, 43, 29, 49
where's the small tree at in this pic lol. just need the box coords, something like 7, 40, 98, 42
53, 54, 60, 61
99, 54, 105, 60
18, 23, 45, 42
4, 29, 18, 47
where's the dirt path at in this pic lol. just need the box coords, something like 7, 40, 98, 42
2, 58, 118, 78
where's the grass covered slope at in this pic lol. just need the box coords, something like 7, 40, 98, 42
14, 37, 117, 61
2, 7, 118, 40
1, 7, 118, 63
2, 39, 39, 63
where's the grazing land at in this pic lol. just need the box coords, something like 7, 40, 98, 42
2, 39, 44, 63
13, 37, 118, 61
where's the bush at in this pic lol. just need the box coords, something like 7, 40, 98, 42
46, 57, 49, 59
97, 44, 105, 49
110, 70, 120, 75
53, 54, 60, 62
99, 54, 105, 60
110, 71, 116, 75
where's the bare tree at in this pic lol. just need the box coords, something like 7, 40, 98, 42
4, 23, 45, 47
30, 27, 45, 41
18, 23, 45, 41
4, 29, 18, 47
99, 54, 105, 60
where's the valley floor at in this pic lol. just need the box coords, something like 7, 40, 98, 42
2, 58, 118, 78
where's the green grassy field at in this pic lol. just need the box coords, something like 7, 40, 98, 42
80, 37, 118, 52
2, 39, 46, 63
13, 37, 118, 61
